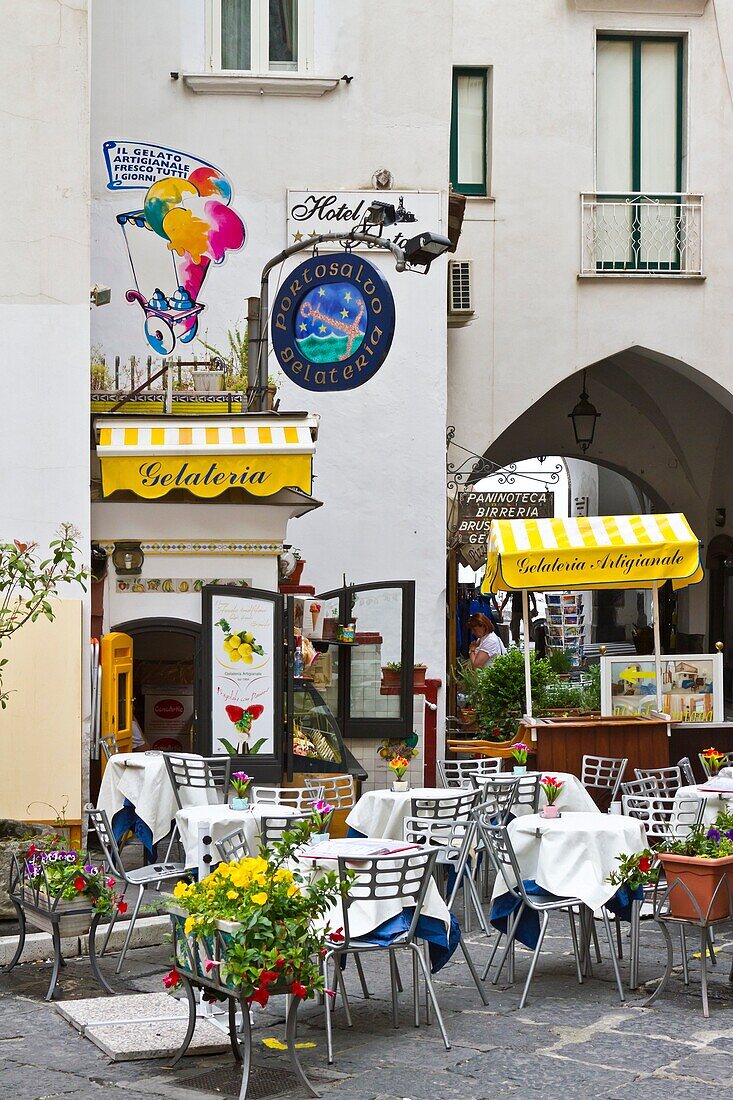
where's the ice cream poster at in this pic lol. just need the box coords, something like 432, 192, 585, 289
103, 140, 246, 355
209, 592, 277, 756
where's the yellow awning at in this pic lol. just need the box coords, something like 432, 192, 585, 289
96, 417, 317, 499
481, 513, 703, 594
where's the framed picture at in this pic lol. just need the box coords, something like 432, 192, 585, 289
201, 586, 283, 764
600, 652, 723, 724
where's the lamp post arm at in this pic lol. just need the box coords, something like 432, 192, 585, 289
254, 231, 407, 400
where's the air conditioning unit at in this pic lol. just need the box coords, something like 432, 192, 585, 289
448, 259, 473, 315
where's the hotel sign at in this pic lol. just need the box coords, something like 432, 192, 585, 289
286, 190, 441, 251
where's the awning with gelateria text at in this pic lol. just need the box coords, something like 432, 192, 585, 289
481, 513, 703, 594
96, 417, 317, 499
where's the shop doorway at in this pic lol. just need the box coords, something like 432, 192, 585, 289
114, 617, 201, 753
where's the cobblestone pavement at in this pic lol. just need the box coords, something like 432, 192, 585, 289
3, 908, 733, 1099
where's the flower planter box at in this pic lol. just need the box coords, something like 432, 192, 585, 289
658, 852, 733, 922
192, 370, 225, 393
21, 888, 94, 936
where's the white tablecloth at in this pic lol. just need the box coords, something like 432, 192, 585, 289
98, 752, 216, 844
672, 783, 733, 829
298, 839, 451, 941
346, 788, 460, 841
176, 802, 304, 870
489, 812, 647, 911
475, 771, 598, 817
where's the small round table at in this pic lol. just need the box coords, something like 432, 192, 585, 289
346, 787, 459, 840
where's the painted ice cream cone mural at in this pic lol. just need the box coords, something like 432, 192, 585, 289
310, 603, 321, 632
104, 142, 246, 355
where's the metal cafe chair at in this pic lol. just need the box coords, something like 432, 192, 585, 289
618, 792, 705, 989
634, 765, 683, 799
216, 826, 249, 864
620, 776, 664, 799
100, 731, 120, 761
677, 756, 697, 785
479, 821, 625, 1008
410, 788, 478, 823
164, 754, 229, 810
304, 774, 356, 810
321, 848, 448, 1064
251, 785, 324, 812
403, 814, 490, 1006
581, 754, 628, 807
201, 756, 234, 801
86, 804, 186, 974
438, 757, 502, 789
699, 751, 733, 777
472, 776, 521, 825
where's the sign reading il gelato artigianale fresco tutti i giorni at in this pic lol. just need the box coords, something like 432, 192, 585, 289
271, 252, 396, 392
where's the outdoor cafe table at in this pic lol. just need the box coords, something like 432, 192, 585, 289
475, 771, 598, 816
97, 751, 216, 857
489, 812, 647, 917
346, 788, 457, 841
298, 837, 458, 969
175, 802, 304, 878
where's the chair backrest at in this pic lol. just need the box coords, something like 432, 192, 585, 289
216, 826, 250, 863
201, 756, 233, 799
677, 756, 696, 785
410, 789, 478, 822
304, 774, 355, 810
251, 785, 323, 811
634, 766, 682, 799
85, 803, 126, 879
259, 812, 311, 849
699, 751, 733, 777
513, 774, 541, 813
164, 754, 223, 810
477, 820, 526, 901
473, 776, 520, 824
100, 732, 119, 761
338, 849, 438, 945
438, 757, 502, 789
403, 814, 472, 857
582, 755, 627, 800
621, 776, 663, 799
622, 792, 704, 843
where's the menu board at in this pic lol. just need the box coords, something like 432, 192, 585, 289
204, 588, 282, 757
600, 652, 723, 723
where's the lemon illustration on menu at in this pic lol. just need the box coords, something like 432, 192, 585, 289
215, 617, 265, 664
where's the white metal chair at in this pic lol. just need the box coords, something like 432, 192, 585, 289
216, 826, 249, 863
251, 785, 324, 811
304, 774, 356, 810
479, 820, 624, 1008
677, 756, 696, 785
410, 789, 478, 822
472, 776, 521, 825
617, 791, 706, 989
100, 732, 119, 761
321, 849, 447, 1064
620, 776, 664, 799
437, 758, 502, 788
582, 755, 628, 806
164, 754, 228, 809
86, 804, 187, 974
634, 766, 683, 799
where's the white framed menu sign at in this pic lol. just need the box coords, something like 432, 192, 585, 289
600, 652, 724, 724
201, 586, 283, 767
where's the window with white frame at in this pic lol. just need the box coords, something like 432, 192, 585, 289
210, 0, 312, 73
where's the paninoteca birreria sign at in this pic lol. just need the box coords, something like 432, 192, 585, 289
457, 492, 553, 545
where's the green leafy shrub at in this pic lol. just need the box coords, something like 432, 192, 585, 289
459, 650, 555, 739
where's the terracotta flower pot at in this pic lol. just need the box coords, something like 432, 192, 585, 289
658, 852, 733, 921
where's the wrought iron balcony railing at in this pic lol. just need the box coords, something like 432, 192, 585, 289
580, 193, 703, 277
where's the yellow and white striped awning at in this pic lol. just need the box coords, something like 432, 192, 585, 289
96, 417, 317, 499
481, 513, 703, 593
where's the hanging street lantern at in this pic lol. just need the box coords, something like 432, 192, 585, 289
568, 370, 600, 453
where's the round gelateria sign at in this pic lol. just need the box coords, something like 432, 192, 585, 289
271, 252, 396, 391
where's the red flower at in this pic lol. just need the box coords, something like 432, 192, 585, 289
26, 844, 37, 858
225, 705, 245, 724
291, 981, 308, 1000
163, 968, 181, 989
638, 856, 653, 874
74, 876, 86, 892
274, 956, 285, 970
246, 705, 264, 720
106, 877, 116, 888
329, 927, 345, 943
250, 984, 271, 1007
259, 968, 279, 988
117, 900, 128, 914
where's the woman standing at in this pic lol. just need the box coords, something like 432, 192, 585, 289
467, 612, 507, 668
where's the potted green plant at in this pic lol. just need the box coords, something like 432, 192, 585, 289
381, 662, 427, 690
657, 815, 733, 921
458, 649, 554, 741
191, 356, 226, 393
309, 799, 335, 843
510, 742, 529, 775
388, 756, 411, 792
229, 771, 252, 810
539, 775, 564, 818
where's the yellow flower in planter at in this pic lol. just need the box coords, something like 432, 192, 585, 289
287, 884, 300, 897
274, 868, 294, 883
184, 916, 196, 934
251, 891, 268, 905
173, 881, 190, 899
226, 889, 238, 900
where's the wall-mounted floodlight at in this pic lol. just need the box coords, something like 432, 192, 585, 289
403, 232, 453, 273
